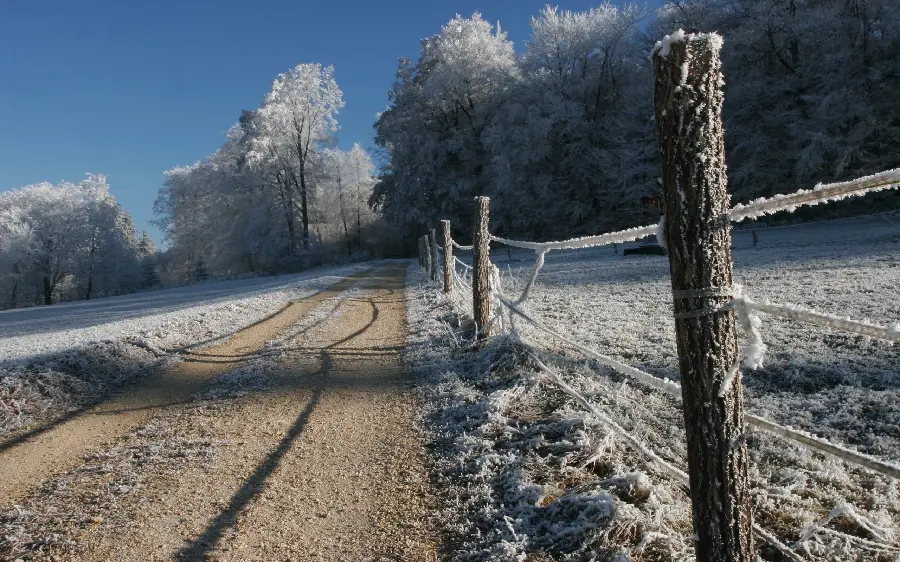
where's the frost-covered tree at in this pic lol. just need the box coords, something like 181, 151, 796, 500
318, 144, 379, 256
373, 7, 654, 243
650, 0, 900, 212
249, 63, 344, 252
0, 175, 143, 308
486, 4, 653, 238
155, 64, 387, 280
372, 13, 518, 239
373, 2, 899, 242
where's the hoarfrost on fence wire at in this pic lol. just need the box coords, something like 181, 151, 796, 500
426, 213, 900, 560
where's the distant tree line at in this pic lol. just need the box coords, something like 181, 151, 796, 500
371, 0, 900, 245
154, 63, 394, 284
0, 175, 158, 309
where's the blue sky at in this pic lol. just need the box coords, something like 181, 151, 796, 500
0, 0, 663, 245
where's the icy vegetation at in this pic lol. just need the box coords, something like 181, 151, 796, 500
0, 264, 367, 437
410, 214, 900, 560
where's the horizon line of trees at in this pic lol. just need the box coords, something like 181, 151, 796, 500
0, 175, 159, 310
371, 0, 900, 246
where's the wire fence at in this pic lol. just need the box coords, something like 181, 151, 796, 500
425, 167, 900, 557
415, 32, 900, 559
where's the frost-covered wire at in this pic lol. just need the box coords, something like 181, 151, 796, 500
730, 168, 900, 223
451, 239, 473, 251
452, 265, 472, 292
753, 523, 805, 562
719, 289, 768, 397
744, 413, 900, 480
529, 353, 689, 485
513, 251, 546, 305
485, 168, 899, 258
496, 295, 900, 480
792, 504, 892, 548
490, 223, 659, 252
530, 348, 869, 561
454, 256, 473, 270
735, 295, 900, 343
497, 295, 683, 397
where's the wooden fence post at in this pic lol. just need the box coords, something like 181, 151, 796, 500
422, 235, 432, 276
441, 220, 452, 294
429, 228, 440, 283
420, 236, 426, 269
653, 32, 754, 561
472, 197, 491, 339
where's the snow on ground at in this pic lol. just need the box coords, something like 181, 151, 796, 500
0, 264, 370, 363
0, 263, 369, 437
408, 212, 900, 561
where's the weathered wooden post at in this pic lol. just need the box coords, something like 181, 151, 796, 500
429, 228, 440, 283
652, 31, 754, 561
419, 236, 426, 269
422, 235, 432, 277
441, 220, 452, 294
472, 197, 491, 339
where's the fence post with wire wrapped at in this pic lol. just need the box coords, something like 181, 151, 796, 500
422, 234, 432, 277
429, 228, 439, 282
472, 197, 492, 339
441, 220, 452, 293
653, 31, 754, 561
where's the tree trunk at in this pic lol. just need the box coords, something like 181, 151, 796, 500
653, 31, 754, 562
43, 277, 54, 305
357, 184, 362, 252
339, 192, 351, 257
299, 163, 311, 249
472, 197, 491, 339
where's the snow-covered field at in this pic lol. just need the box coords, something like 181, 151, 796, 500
0, 264, 368, 437
408, 212, 900, 560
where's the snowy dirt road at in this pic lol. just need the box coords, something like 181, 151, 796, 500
0, 263, 436, 561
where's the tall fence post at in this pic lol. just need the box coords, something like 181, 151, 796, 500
420, 236, 426, 269
441, 220, 452, 294
429, 228, 440, 283
472, 196, 491, 339
418, 236, 424, 268
653, 32, 754, 561
422, 234, 432, 277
